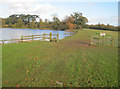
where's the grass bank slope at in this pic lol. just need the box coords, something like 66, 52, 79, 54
2, 29, 118, 87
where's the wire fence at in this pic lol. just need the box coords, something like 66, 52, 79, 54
91, 36, 118, 47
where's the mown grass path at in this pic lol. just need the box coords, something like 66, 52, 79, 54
2, 29, 118, 87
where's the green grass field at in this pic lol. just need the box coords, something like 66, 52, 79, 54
2, 29, 118, 87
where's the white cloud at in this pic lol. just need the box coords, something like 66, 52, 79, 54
88, 16, 118, 26
0, 1, 118, 26
0, 2, 58, 20
6, 2, 56, 14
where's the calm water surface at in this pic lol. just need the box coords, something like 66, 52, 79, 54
0, 28, 73, 41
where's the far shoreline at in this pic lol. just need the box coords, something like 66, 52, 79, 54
1, 27, 76, 32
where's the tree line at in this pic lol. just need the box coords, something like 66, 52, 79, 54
84, 23, 118, 31
1, 12, 119, 31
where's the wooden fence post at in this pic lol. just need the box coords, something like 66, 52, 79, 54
112, 38, 114, 46
98, 38, 100, 45
57, 33, 59, 42
32, 35, 33, 41
12, 39, 13, 43
2, 41, 4, 44
101, 39, 103, 45
50, 33, 52, 42
42, 33, 45, 41
21, 36, 23, 42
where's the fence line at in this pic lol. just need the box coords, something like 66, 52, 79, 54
91, 36, 118, 47
0, 33, 59, 44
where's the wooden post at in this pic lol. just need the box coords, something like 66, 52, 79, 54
91, 35, 93, 44
112, 39, 114, 46
50, 33, 52, 42
102, 38, 103, 45
42, 33, 45, 41
2, 41, 4, 44
21, 36, 23, 42
12, 39, 13, 43
98, 38, 100, 45
32, 35, 33, 41
57, 33, 59, 42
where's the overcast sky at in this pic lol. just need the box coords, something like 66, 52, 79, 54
0, 0, 119, 26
